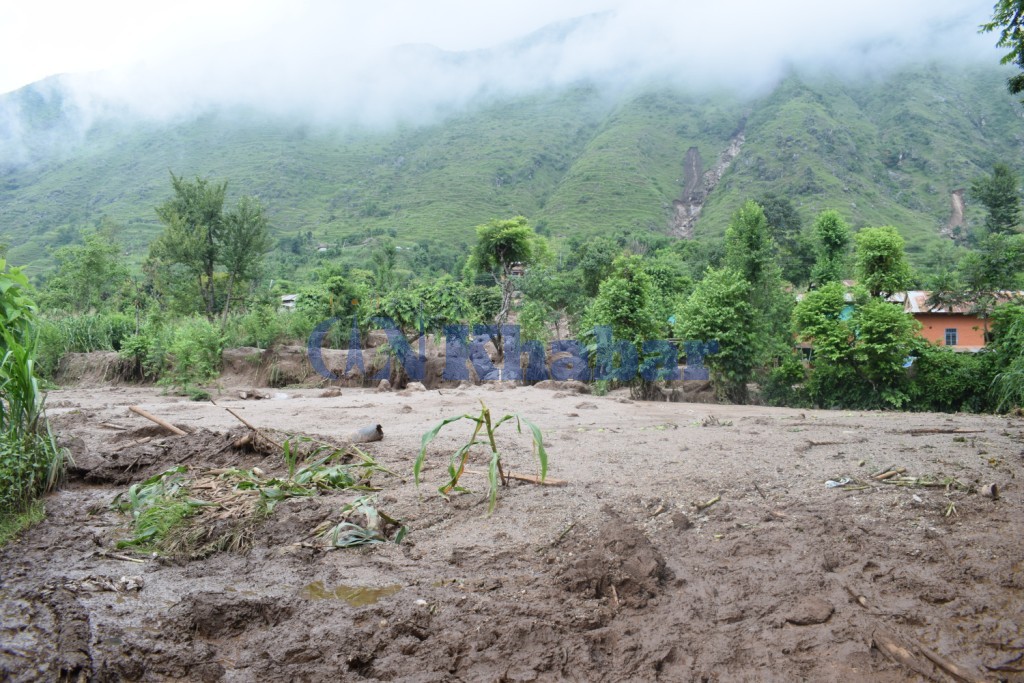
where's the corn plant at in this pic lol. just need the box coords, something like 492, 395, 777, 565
1, 263, 66, 522
414, 400, 547, 513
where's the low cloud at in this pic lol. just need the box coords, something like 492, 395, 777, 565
4, 0, 1006, 135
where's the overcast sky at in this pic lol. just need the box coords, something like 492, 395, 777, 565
0, 0, 1006, 125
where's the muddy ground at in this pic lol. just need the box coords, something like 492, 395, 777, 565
1, 380, 1022, 682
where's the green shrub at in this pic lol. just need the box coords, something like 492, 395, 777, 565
760, 353, 811, 408
160, 317, 226, 393
989, 303, 1024, 412
224, 306, 284, 349
906, 342, 994, 413
793, 283, 919, 409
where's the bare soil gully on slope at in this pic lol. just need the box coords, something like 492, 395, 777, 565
2, 381, 1023, 682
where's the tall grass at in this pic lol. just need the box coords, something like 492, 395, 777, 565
36, 311, 136, 377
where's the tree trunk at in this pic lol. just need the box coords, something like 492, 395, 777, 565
221, 273, 236, 326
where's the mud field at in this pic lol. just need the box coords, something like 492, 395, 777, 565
2, 381, 1023, 682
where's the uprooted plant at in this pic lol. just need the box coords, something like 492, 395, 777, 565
112, 437, 399, 557
306, 495, 408, 548
414, 400, 548, 513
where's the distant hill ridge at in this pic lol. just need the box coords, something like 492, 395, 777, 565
0, 62, 1021, 272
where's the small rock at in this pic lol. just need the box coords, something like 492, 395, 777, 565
400, 405, 413, 413
377, 379, 391, 392
406, 382, 426, 392
670, 512, 693, 530
319, 387, 342, 398
414, 599, 428, 607
785, 597, 834, 625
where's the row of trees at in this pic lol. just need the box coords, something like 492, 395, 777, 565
28, 160, 1024, 410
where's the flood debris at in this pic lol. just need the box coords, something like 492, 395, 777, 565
871, 628, 983, 683
237, 389, 271, 400
344, 424, 384, 444
695, 494, 721, 512
45, 575, 144, 593
981, 483, 999, 500
128, 405, 188, 436
899, 428, 986, 436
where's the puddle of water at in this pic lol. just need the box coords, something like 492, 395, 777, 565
299, 581, 402, 606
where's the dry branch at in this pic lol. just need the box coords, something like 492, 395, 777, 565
872, 629, 984, 683
220, 406, 283, 451
115, 436, 153, 452
874, 468, 907, 481
695, 495, 721, 512
900, 428, 986, 436
223, 407, 258, 431
464, 469, 566, 486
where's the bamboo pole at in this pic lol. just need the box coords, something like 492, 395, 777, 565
128, 405, 187, 436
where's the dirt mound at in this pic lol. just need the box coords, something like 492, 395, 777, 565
77, 428, 244, 485
560, 508, 673, 608
54, 351, 135, 385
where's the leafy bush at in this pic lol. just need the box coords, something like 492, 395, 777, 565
905, 341, 994, 413
760, 353, 810, 407
793, 283, 919, 409
989, 302, 1024, 411
676, 267, 759, 403
160, 317, 226, 393
222, 306, 307, 349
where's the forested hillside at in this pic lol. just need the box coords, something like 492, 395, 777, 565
0, 63, 1021, 273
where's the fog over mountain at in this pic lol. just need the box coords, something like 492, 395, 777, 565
1, 0, 1017, 271
1, 0, 1001, 134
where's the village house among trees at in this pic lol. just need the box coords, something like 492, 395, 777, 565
891, 290, 1024, 352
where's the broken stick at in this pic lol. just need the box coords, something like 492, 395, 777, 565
221, 406, 284, 451
695, 495, 721, 512
464, 469, 566, 486
902, 428, 985, 436
874, 468, 907, 481
224, 407, 258, 431
872, 629, 983, 683
128, 406, 187, 436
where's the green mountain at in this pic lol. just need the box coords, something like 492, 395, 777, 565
1, 63, 1021, 274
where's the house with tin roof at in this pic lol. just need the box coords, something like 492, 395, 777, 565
888, 290, 1024, 352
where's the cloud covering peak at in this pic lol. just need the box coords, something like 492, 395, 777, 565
1, 0, 1005, 131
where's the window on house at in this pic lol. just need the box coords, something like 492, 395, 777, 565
944, 328, 958, 346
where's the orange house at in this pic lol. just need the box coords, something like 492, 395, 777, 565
889, 291, 1023, 352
